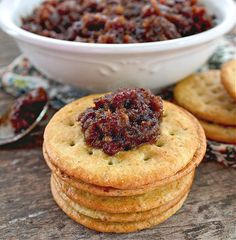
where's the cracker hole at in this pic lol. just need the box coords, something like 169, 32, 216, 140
68, 121, 75, 127
163, 113, 168, 118
169, 132, 175, 136
205, 100, 211, 105
226, 106, 235, 111
211, 88, 221, 94
217, 96, 225, 101
107, 159, 121, 165
156, 142, 165, 147
87, 149, 93, 155
205, 82, 213, 87
69, 141, 75, 147
143, 156, 150, 161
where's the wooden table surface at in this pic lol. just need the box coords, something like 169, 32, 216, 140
0, 30, 235, 240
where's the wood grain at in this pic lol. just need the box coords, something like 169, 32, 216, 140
0, 30, 235, 240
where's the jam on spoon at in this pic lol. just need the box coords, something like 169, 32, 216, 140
0, 87, 48, 145
9, 87, 48, 133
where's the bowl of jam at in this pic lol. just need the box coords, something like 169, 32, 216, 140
0, 0, 235, 92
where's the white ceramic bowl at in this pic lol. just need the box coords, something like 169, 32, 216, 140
0, 0, 235, 92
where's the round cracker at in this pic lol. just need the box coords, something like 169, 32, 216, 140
199, 120, 236, 144
51, 177, 187, 233
53, 171, 194, 213
44, 97, 200, 189
174, 70, 236, 126
52, 175, 190, 223
221, 60, 236, 100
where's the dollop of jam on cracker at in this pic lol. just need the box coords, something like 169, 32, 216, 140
10, 88, 48, 133
78, 88, 163, 155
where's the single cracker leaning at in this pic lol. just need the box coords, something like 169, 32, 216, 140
221, 59, 236, 100
174, 70, 236, 126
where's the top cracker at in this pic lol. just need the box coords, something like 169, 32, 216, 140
43, 95, 204, 189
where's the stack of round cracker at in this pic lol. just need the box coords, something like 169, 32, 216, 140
174, 60, 236, 144
43, 95, 206, 233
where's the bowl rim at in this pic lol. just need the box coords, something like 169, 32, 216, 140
0, 0, 235, 54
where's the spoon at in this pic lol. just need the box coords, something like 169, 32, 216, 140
0, 88, 48, 146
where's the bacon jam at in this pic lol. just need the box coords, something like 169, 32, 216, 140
10, 88, 48, 133
21, 0, 214, 44
78, 88, 163, 155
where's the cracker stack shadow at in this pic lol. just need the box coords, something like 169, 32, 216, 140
43, 96, 206, 233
